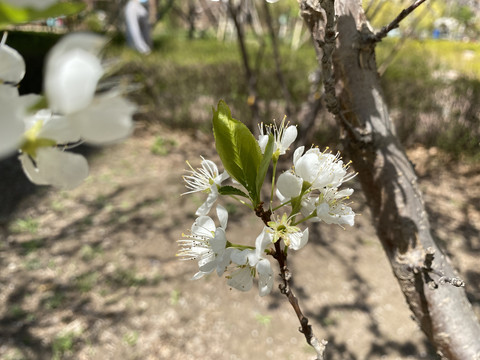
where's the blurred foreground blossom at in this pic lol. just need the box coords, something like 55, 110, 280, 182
0, 32, 136, 189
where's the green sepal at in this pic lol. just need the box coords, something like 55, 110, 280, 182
218, 185, 249, 198
255, 133, 274, 199
212, 100, 262, 204
0, 2, 86, 26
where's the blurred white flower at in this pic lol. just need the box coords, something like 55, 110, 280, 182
44, 33, 135, 143
183, 157, 229, 216
0, 34, 34, 158
1, 32, 135, 189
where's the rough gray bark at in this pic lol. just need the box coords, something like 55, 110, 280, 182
299, 1, 480, 359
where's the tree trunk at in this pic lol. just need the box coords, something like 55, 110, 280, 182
299, 1, 480, 358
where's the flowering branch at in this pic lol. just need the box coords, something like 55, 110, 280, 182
179, 100, 356, 357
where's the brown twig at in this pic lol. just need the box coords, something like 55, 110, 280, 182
255, 204, 327, 360
368, 0, 430, 42
273, 241, 328, 360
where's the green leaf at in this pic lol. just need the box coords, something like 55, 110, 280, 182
212, 100, 262, 204
218, 185, 249, 198
0, 2, 86, 26
255, 133, 274, 198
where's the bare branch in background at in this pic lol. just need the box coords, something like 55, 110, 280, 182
262, 1, 294, 117
377, 1, 431, 75
367, 0, 430, 42
227, 0, 261, 128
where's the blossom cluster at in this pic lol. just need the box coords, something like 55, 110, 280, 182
0, 32, 135, 189
178, 111, 356, 296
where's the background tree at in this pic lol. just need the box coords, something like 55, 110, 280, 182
299, 0, 480, 358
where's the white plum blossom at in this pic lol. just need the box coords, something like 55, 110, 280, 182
183, 157, 229, 216
302, 187, 355, 227
177, 205, 232, 280
267, 213, 309, 250
276, 146, 356, 221
292, 146, 356, 190
258, 116, 297, 158
227, 227, 274, 296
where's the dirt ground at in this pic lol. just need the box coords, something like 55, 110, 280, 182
0, 123, 479, 360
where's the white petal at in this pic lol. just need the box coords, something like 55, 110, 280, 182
230, 249, 253, 265
289, 228, 309, 251
227, 267, 253, 292
191, 216, 215, 237
256, 259, 274, 296
211, 228, 227, 254
195, 189, 218, 216
275, 188, 286, 203
292, 146, 304, 165
45, 49, 103, 114
198, 255, 217, 273
33, 110, 81, 144
216, 170, 230, 184
216, 204, 228, 230
257, 134, 268, 154
316, 202, 330, 218
20, 148, 88, 189
46, 32, 106, 62
335, 188, 354, 198
337, 206, 355, 227
0, 87, 24, 158
0, 43, 25, 83
192, 271, 207, 280
216, 247, 234, 276
276, 171, 302, 199
255, 227, 273, 257
68, 94, 135, 144
280, 126, 297, 153
300, 196, 317, 217
295, 152, 320, 184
